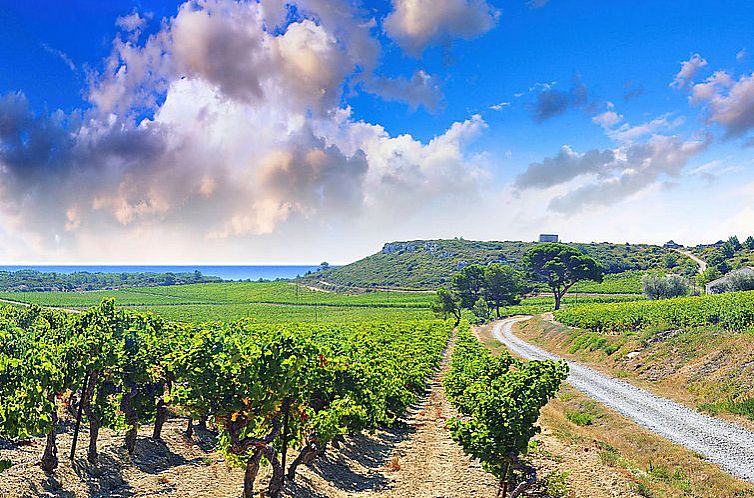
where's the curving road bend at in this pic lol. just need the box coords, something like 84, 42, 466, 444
493, 316, 754, 483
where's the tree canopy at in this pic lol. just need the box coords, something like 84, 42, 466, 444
524, 243, 603, 310
433, 263, 526, 322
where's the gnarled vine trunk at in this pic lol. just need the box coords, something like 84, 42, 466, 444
153, 398, 168, 440
121, 386, 139, 455
40, 393, 58, 473
508, 452, 536, 498
226, 414, 283, 497
197, 415, 207, 431
185, 417, 193, 438
243, 448, 264, 498
286, 436, 325, 481
81, 372, 102, 462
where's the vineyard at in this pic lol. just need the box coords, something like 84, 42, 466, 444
554, 290, 754, 333
0, 281, 641, 325
444, 323, 567, 495
0, 300, 451, 497
0, 281, 437, 308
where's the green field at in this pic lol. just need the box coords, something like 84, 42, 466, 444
128, 302, 434, 323
0, 280, 643, 324
0, 281, 435, 308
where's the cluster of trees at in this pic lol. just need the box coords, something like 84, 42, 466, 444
0, 269, 222, 292
699, 235, 754, 283
641, 273, 689, 300
433, 243, 604, 320
0, 300, 450, 497
432, 263, 527, 323
445, 323, 568, 497
571, 242, 667, 274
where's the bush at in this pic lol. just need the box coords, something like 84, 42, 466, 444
726, 272, 754, 292
542, 471, 570, 497
566, 410, 594, 426
642, 274, 688, 300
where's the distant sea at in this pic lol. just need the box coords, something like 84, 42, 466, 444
0, 265, 323, 281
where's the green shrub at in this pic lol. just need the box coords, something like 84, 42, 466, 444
542, 470, 570, 497
565, 409, 594, 426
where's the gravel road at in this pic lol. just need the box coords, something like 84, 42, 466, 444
675, 248, 707, 273
493, 316, 754, 482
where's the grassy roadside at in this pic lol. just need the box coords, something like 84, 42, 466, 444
474, 321, 754, 498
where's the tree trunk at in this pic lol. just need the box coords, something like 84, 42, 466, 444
153, 398, 168, 440
280, 401, 290, 481
70, 372, 90, 461
82, 371, 100, 463
508, 454, 536, 498
243, 449, 264, 498
263, 445, 285, 498
554, 292, 562, 310
87, 417, 101, 463
287, 439, 323, 481
121, 387, 138, 455
497, 462, 509, 498
185, 417, 193, 438
197, 415, 207, 431
40, 394, 58, 473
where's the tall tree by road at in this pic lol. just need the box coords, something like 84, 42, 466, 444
524, 243, 603, 310
483, 264, 525, 318
451, 264, 486, 308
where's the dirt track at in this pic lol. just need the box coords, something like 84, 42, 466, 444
494, 316, 754, 483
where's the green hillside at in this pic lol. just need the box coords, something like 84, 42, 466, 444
305, 239, 678, 290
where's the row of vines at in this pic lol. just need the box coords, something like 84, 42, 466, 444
0, 299, 451, 497
554, 290, 754, 333
444, 323, 568, 497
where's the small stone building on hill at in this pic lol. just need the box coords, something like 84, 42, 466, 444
538, 234, 559, 243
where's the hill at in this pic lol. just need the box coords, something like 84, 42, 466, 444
305, 239, 679, 290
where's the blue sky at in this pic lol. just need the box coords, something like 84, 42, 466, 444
1, 0, 753, 263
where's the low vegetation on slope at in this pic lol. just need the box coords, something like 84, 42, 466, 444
570, 270, 645, 294
304, 239, 679, 290
691, 234, 754, 275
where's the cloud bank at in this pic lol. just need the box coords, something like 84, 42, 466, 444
0, 0, 489, 261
